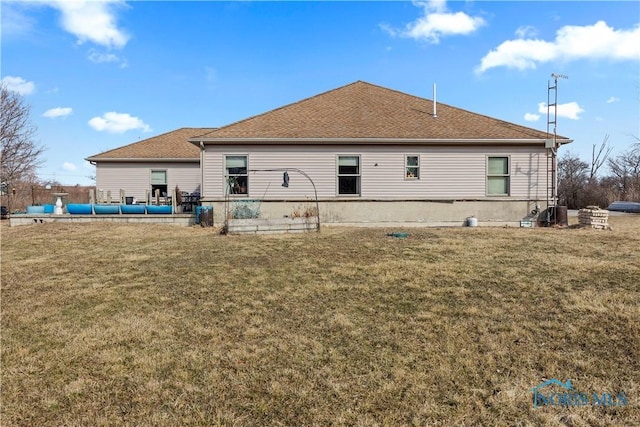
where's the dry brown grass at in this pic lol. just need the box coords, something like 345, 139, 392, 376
1, 217, 639, 426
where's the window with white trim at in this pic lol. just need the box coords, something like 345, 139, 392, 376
225, 155, 248, 195
338, 155, 360, 195
406, 155, 420, 179
150, 169, 167, 197
487, 156, 510, 196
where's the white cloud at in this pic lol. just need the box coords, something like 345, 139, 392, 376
477, 39, 558, 72
1, 76, 36, 95
416, 0, 447, 13
62, 162, 78, 171
1, 2, 36, 38
43, 107, 73, 118
379, 23, 397, 37
88, 112, 151, 133
88, 48, 128, 68
524, 113, 540, 122
606, 96, 620, 104
47, 0, 129, 49
383, 0, 485, 44
477, 21, 640, 73
515, 25, 538, 39
538, 102, 585, 120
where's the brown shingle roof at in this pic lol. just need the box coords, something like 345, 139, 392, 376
193, 81, 570, 142
86, 127, 214, 161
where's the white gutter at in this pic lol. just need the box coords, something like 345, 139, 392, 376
84, 158, 199, 163
189, 137, 573, 145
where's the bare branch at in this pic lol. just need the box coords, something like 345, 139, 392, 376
1, 84, 45, 212
590, 134, 613, 180
607, 144, 640, 201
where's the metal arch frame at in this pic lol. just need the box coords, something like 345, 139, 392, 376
248, 167, 321, 232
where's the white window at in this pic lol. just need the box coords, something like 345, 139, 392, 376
150, 170, 167, 197
406, 155, 420, 179
487, 156, 510, 196
338, 155, 360, 195
225, 155, 248, 195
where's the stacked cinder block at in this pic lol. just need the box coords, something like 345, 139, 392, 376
578, 206, 610, 229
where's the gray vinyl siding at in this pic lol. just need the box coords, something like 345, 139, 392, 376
203, 146, 336, 199
201, 145, 545, 200
95, 162, 201, 201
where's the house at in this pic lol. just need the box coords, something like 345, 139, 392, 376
86, 127, 213, 203
189, 81, 572, 225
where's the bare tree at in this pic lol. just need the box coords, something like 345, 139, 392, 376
590, 134, 613, 180
607, 144, 640, 201
1, 84, 45, 212
558, 151, 589, 208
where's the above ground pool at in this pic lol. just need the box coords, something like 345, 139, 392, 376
146, 205, 172, 214
94, 204, 120, 214
120, 204, 146, 214
66, 204, 93, 214
26, 206, 46, 214
52, 203, 176, 215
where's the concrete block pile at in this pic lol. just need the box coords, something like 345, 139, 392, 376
578, 206, 610, 229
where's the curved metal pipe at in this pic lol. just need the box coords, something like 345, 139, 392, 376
249, 167, 320, 231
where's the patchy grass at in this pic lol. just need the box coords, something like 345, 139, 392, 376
1, 217, 639, 426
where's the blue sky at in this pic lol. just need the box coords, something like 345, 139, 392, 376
2, 0, 639, 186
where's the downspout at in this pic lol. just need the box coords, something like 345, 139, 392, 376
199, 141, 205, 200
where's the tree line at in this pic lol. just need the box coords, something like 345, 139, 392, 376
558, 136, 640, 209
1, 84, 93, 212
1, 84, 47, 212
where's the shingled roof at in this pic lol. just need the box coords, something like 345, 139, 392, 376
192, 81, 570, 143
87, 127, 214, 161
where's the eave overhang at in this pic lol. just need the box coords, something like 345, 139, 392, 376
189, 137, 574, 146
85, 157, 199, 163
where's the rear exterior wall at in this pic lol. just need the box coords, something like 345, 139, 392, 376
201, 144, 545, 201
95, 162, 200, 202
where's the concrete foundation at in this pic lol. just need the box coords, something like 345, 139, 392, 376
9, 214, 195, 227
9, 200, 541, 229
207, 199, 539, 227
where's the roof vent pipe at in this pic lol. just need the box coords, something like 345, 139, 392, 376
433, 83, 437, 118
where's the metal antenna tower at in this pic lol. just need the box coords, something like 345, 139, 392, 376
545, 73, 568, 225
